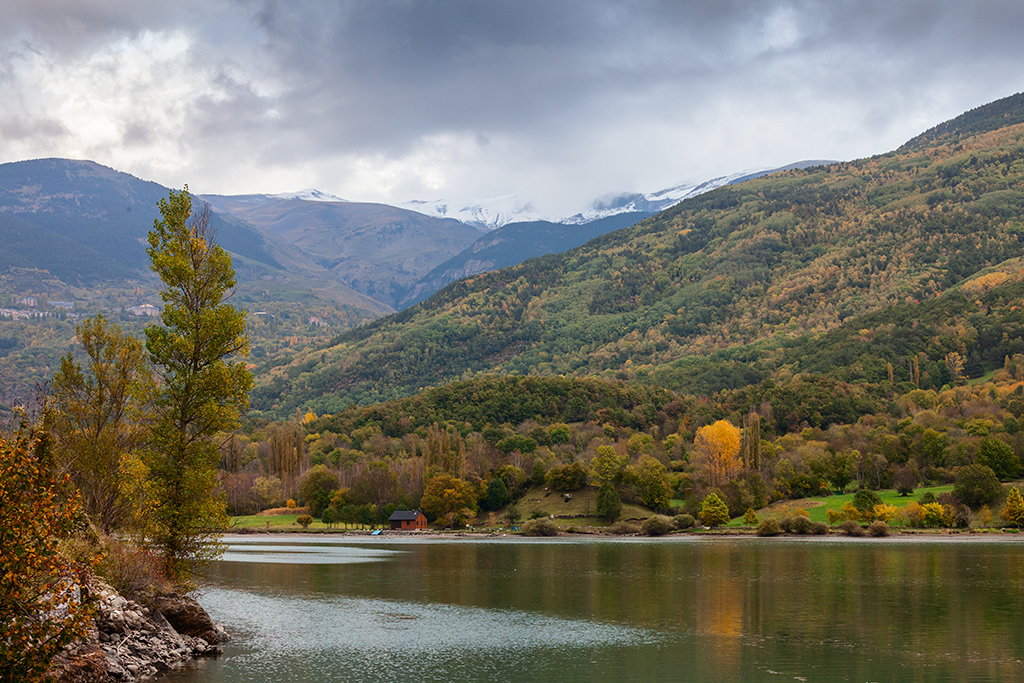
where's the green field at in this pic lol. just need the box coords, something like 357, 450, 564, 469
229, 514, 372, 532
726, 485, 956, 527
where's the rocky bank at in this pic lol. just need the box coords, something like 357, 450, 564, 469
47, 585, 228, 682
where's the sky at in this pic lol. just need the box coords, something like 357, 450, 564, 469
2, 0, 1024, 218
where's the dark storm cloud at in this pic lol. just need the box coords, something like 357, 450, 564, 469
192, 0, 1024, 163
1, 0, 1023, 210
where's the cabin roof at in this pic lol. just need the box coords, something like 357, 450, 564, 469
388, 510, 425, 521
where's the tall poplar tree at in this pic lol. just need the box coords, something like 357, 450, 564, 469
145, 187, 251, 586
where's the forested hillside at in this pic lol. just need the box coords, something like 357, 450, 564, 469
254, 93, 1024, 415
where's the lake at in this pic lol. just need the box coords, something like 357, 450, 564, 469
166, 534, 1024, 682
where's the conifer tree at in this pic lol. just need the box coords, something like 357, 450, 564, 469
1002, 486, 1024, 529
699, 492, 731, 527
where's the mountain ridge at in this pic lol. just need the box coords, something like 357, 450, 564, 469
250, 92, 1024, 415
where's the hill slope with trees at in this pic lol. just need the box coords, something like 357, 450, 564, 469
253, 93, 1024, 415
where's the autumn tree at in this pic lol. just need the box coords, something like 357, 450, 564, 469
591, 445, 628, 488
299, 465, 340, 517
144, 188, 252, 587
48, 314, 153, 532
349, 460, 401, 509
627, 455, 672, 510
421, 473, 478, 527
0, 430, 95, 681
693, 420, 742, 487
252, 475, 283, 511
267, 421, 306, 486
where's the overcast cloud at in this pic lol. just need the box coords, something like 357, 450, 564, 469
1, 0, 1023, 216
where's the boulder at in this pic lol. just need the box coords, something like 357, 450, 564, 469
153, 594, 224, 644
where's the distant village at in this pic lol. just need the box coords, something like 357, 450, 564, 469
0, 297, 160, 321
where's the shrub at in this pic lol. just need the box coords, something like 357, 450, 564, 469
853, 489, 883, 514
699, 493, 731, 527
871, 504, 899, 523
867, 520, 890, 537
811, 521, 829, 535
839, 501, 861, 522
786, 515, 814, 535
953, 464, 1001, 508
521, 518, 559, 536
902, 501, 926, 527
757, 518, 783, 536
1, 433, 95, 681
977, 504, 995, 527
945, 502, 971, 528
98, 537, 172, 603
642, 515, 674, 536
743, 508, 759, 526
826, 508, 844, 525
296, 514, 313, 529
921, 503, 948, 528
505, 505, 522, 523
286, 499, 297, 508
608, 521, 640, 535
673, 514, 696, 530
839, 520, 865, 537
918, 491, 936, 505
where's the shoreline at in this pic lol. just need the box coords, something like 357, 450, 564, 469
220, 527, 1024, 542
49, 585, 228, 683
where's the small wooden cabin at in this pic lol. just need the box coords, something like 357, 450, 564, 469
389, 510, 428, 530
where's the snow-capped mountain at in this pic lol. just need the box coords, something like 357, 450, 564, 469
200, 188, 348, 207
400, 194, 543, 230
401, 161, 833, 230
563, 169, 765, 225
269, 188, 348, 203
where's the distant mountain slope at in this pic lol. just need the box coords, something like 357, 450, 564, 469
0, 158, 394, 321
0, 159, 284, 273
0, 212, 133, 284
398, 212, 651, 308
251, 93, 1024, 414
201, 194, 484, 307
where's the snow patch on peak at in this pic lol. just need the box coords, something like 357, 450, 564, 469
270, 189, 348, 203
561, 169, 767, 225
400, 195, 542, 229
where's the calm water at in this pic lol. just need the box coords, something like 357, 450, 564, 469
167, 534, 1024, 682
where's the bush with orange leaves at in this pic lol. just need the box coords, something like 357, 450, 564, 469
0, 430, 95, 682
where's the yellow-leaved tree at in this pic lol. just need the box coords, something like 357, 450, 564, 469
693, 420, 742, 488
